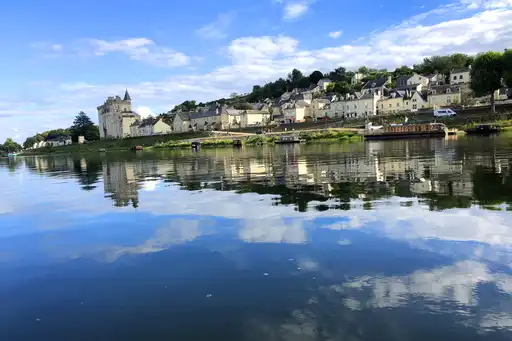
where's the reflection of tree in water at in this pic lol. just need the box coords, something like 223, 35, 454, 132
472, 166, 512, 206
72, 158, 102, 191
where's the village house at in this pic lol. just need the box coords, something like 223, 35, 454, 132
396, 75, 410, 88
241, 110, 271, 127
330, 92, 380, 119
311, 98, 332, 119
351, 72, 364, 85
407, 91, 429, 111
44, 135, 72, 147
97, 90, 141, 139
130, 120, 140, 137
428, 85, 461, 108
377, 90, 408, 115
220, 108, 243, 130
141, 117, 172, 136
407, 73, 430, 87
317, 79, 332, 91
361, 76, 390, 95
450, 67, 471, 84
172, 112, 192, 133
282, 100, 311, 123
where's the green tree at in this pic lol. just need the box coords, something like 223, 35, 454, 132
470, 51, 504, 113
309, 70, 324, 85
392, 65, 414, 79
70, 111, 98, 142
233, 102, 254, 110
171, 100, 197, 113
2, 138, 22, 152
503, 48, 512, 89
23, 136, 37, 149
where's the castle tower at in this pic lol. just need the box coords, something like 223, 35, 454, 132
123, 89, 131, 102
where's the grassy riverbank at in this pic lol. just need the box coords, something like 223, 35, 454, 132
152, 130, 362, 149
21, 132, 211, 155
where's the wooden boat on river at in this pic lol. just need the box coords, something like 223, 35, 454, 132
364, 122, 447, 140
464, 124, 501, 135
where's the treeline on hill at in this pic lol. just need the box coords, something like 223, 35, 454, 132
22, 111, 100, 149
170, 53, 476, 113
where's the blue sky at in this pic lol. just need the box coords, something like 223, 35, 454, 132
1, 0, 512, 142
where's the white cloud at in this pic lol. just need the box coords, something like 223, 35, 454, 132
328, 31, 342, 39
283, 2, 309, 20
196, 12, 235, 39
135, 106, 155, 118
87, 38, 190, 67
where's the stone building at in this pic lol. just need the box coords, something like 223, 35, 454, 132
97, 90, 141, 139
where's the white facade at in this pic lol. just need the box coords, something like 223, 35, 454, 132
450, 68, 471, 85
407, 73, 429, 87
97, 90, 141, 139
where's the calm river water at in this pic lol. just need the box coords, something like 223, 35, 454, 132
1, 136, 512, 341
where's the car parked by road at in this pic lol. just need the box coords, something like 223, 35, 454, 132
433, 108, 457, 117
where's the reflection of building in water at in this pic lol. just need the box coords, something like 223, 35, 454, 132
103, 162, 139, 207
24, 156, 74, 173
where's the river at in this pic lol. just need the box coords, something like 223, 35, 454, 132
1, 135, 512, 340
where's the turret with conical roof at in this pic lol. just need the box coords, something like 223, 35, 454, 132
123, 89, 132, 101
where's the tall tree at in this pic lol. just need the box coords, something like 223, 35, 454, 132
309, 70, 324, 85
2, 138, 22, 152
503, 48, 512, 89
71, 111, 99, 142
470, 51, 504, 113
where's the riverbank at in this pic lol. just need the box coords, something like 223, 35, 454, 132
21, 131, 211, 155
152, 130, 362, 149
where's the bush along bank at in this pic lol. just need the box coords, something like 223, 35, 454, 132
153, 130, 362, 149
298, 130, 362, 142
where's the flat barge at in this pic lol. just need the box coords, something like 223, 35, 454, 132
274, 135, 301, 144
464, 124, 501, 135
364, 122, 447, 140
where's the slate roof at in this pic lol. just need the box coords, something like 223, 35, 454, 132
140, 117, 158, 128
396, 83, 421, 91
362, 76, 389, 89
46, 135, 71, 142
451, 67, 471, 74
429, 84, 460, 94
396, 75, 411, 87
123, 89, 131, 101
294, 100, 310, 108
130, 120, 140, 127
189, 110, 219, 120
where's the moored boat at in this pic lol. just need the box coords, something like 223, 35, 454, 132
364, 122, 447, 140
464, 124, 501, 135
274, 135, 301, 144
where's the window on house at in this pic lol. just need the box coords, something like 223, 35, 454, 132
459, 75, 463, 79
453, 76, 457, 80
413, 104, 417, 109
389, 104, 392, 108
412, 99, 417, 102
446, 88, 451, 93
432, 90, 436, 94
396, 103, 399, 107
447, 97, 452, 104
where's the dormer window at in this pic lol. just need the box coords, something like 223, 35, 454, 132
446, 88, 451, 93
432, 90, 437, 94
